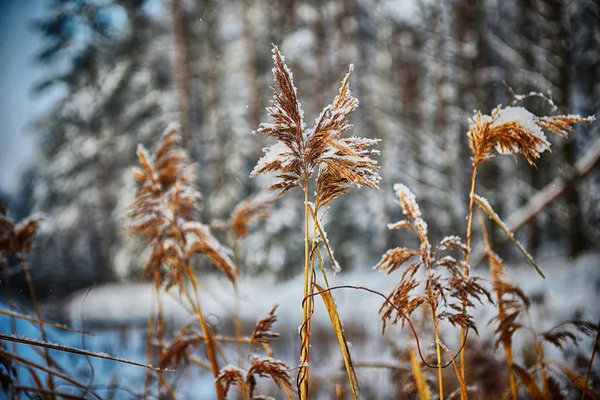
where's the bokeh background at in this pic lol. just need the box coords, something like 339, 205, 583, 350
0, 0, 599, 397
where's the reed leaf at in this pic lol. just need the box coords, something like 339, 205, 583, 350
315, 283, 360, 400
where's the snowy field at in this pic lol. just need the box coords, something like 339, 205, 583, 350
2, 252, 599, 398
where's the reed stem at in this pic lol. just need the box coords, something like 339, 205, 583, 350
232, 236, 244, 367
22, 256, 55, 394
300, 184, 312, 400
426, 255, 444, 400
460, 163, 478, 391
190, 273, 225, 400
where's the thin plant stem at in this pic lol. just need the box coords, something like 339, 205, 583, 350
232, 236, 244, 367
430, 294, 444, 400
189, 273, 225, 400
156, 284, 165, 398
0, 348, 102, 400
1, 265, 19, 389
21, 255, 55, 395
145, 272, 158, 396
526, 312, 549, 397
480, 213, 517, 400
300, 183, 312, 400
425, 252, 444, 400
460, 163, 479, 388
581, 320, 600, 400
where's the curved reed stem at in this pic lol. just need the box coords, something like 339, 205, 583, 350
189, 273, 224, 400
460, 163, 479, 391
22, 256, 56, 395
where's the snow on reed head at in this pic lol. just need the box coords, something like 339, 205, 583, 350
251, 45, 381, 208
468, 103, 594, 166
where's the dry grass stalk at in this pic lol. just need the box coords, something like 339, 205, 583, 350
480, 212, 599, 399
460, 97, 595, 385
0, 205, 56, 394
231, 193, 276, 240
409, 344, 432, 400
216, 306, 292, 399
127, 122, 237, 399
0, 342, 17, 397
375, 184, 490, 400
479, 213, 523, 400
251, 45, 380, 399
230, 193, 277, 365
582, 320, 600, 400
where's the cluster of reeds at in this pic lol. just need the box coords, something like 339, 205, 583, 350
126, 123, 240, 399
215, 305, 293, 399
370, 93, 596, 399
250, 46, 381, 399
1, 202, 161, 399
2, 43, 599, 400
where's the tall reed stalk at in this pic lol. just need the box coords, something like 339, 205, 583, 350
251, 45, 380, 399
375, 184, 488, 400
127, 123, 237, 400
460, 98, 594, 394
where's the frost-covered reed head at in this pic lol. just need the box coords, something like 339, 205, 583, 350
375, 184, 490, 334
468, 104, 594, 166
0, 202, 43, 260
216, 305, 291, 398
126, 123, 236, 287
230, 192, 276, 239
251, 45, 381, 210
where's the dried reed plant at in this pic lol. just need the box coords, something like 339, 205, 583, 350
251, 45, 380, 399
230, 192, 277, 365
1, 202, 159, 399
375, 183, 490, 399
480, 212, 599, 399
480, 213, 529, 400
127, 122, 237, 399
0, 203, 54, 394
216, 306, 293, 399
460, 94, 595, 386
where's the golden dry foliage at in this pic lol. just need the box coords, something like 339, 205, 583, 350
408, 345, 432, 400
0, 204, 43, 260
231, 192, 276, 239
468, 105, 594, 167
540, 320, 597, 352
376, 184, 490, 399
126, 122, 236, 288
250, 45, 381, 203
375, 184, 490, 334
216, 306, 292, 399
127, 123, 235, 399
158, 329, 205, 369
251, 45, 380, 399
314, 283, 360, 399
460, 99, 593, 386
250, 305, 280, 345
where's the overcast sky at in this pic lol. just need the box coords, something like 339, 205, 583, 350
0, 0, 57, 193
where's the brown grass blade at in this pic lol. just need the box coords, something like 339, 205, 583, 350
11, 386, 87, 400
0, 309, 94, 336
315, 283, 360, 400
583, 320, 600, 400
1, 349, 102, 400
409, 344, 432, 400
474, 194, 545, 278
546, 361, 600, 400
437, 340, 468, 400
0, 333, 168, 372
512, 363, 544, 400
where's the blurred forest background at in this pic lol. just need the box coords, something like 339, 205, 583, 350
1, 0, 599, 300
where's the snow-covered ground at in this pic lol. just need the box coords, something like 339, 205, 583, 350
2, 252, 599, 398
